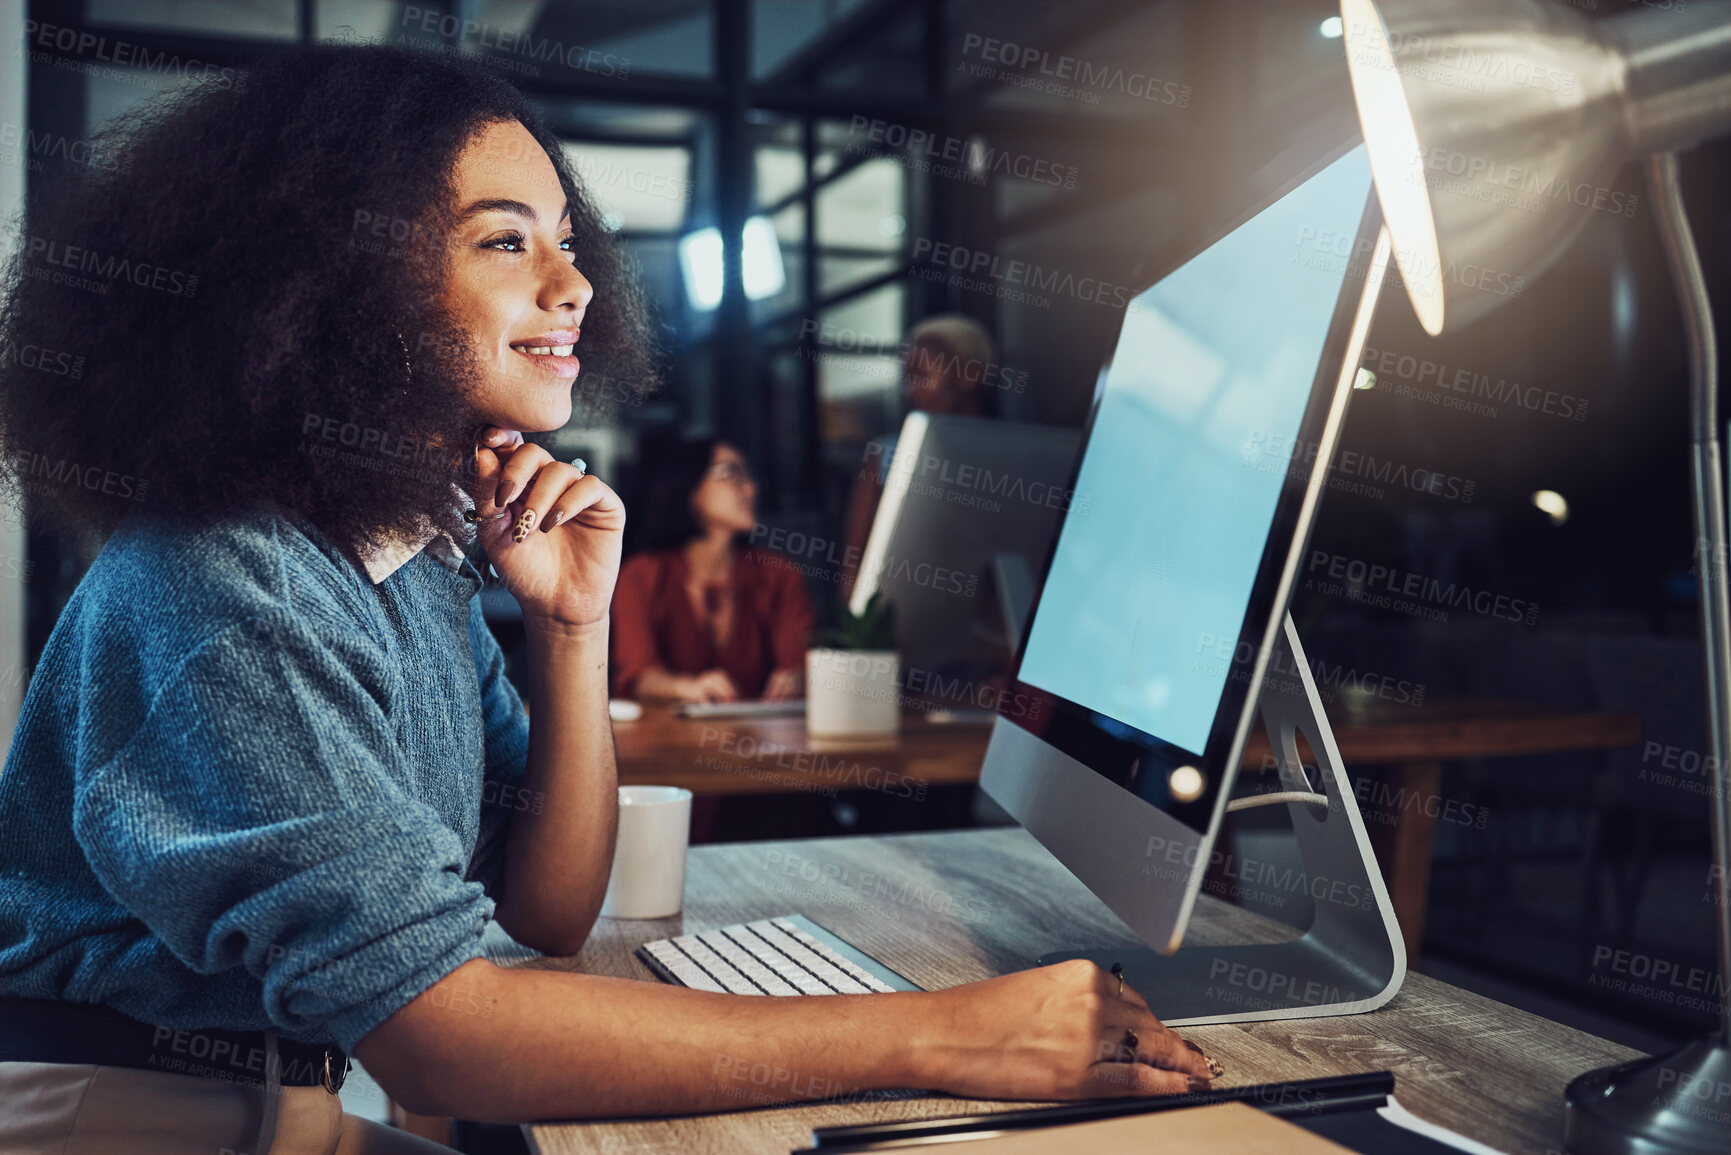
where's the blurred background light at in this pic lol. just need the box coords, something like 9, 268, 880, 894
1532, 490, 1570, 526
679, 216, 785, 311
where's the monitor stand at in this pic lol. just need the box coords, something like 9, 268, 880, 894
1034, 615, 1407, 1026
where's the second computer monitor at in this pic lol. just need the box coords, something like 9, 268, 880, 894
849, 414, 1081, 684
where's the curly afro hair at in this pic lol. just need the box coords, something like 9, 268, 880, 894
0, 42, 657, 558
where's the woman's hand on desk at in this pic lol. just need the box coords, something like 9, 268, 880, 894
921, 959, 1215, 1099
636, 668, 740, 703
472, 426, 624, 631
689, 669, 741, 702
763, 667, 803, 701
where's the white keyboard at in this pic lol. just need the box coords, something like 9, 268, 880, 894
637, 915, 919, 995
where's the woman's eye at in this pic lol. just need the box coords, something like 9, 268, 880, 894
482, 233, 578, 262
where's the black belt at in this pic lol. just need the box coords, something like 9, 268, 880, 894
0, 997, 349, 1091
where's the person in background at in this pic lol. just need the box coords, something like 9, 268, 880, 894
611, 437, 813, 703
841, 315, 999, 597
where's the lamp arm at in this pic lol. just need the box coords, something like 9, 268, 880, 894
1648, 152, 1731, 1041
1613, 2, 1731, 156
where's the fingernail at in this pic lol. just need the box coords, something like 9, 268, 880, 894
512, 510, 536, 542
1181, 1039, 1222, 1076
544, 510, 565, 530
497, 483, 516, 507
1188, 1075, 1212, 1093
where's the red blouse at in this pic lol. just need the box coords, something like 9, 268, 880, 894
609, 546, 815, 700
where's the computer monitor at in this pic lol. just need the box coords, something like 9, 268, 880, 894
848, 414, 1081, 683
981, 145, 1388, 964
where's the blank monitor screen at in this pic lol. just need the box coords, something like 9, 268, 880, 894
1017, 147, 1374, 761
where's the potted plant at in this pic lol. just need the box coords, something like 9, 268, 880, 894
806, 592, 900, 737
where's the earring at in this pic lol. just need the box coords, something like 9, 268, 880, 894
394, 332, 412, 392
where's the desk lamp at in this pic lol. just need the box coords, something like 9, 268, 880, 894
1338, 1, 1731, 1151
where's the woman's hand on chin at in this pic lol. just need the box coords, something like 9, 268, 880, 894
472, 425, 623, 632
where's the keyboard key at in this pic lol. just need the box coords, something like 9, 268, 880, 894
660, 952, 726, 992
724, 926, 831, 995
643, 941, 684, 966
839, 965, 893, 992
785, 926, 898, 991
751, 922, 869, 994
677, 936, 763, 995
700, 931, 800, 995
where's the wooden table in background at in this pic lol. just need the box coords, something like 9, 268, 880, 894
520, 827, 1641, 1155
611, 706, 994, 796
1239, 696, 1641, 964
613, 701, 1641, 964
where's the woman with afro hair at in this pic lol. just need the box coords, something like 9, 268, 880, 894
0, 43, 1213, 1154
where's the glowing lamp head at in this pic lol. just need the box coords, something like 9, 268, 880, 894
1339, 0, 1629, 335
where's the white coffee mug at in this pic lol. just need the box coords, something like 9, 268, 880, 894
600, 786, 693, 919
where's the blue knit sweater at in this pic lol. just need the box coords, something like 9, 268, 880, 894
0, 506, 531, 1053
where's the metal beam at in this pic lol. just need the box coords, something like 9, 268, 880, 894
758, 0, 922, 89
746, 86, 1185, 147
713, 0, 757, 461
24, 18, 1192, 149
762, 264, 910, 332
758, 144, 880, 219
797, 112, 822, 504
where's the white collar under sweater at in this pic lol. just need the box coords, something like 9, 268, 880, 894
354, 486, 477, 584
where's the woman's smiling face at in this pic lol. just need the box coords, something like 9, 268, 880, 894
444, 118, 594, 433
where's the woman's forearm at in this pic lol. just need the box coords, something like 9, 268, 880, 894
359, 959, 942, 1122
496, 618, 618, 955
356, 954, 1215, 1121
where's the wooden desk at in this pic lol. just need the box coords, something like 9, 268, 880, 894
611, 706, 993, 796
521, 827, 1639, 1155
612, 701, 1640, 966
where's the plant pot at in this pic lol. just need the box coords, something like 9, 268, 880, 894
805, 648, 900, 737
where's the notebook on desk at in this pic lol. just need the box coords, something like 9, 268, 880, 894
803, 1072, 1513, 1155
839, 1102, 1354, 1154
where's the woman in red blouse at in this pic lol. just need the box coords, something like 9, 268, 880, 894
611, 438, 814, 702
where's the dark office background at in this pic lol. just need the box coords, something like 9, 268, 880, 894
12, 0, 1729, 1090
